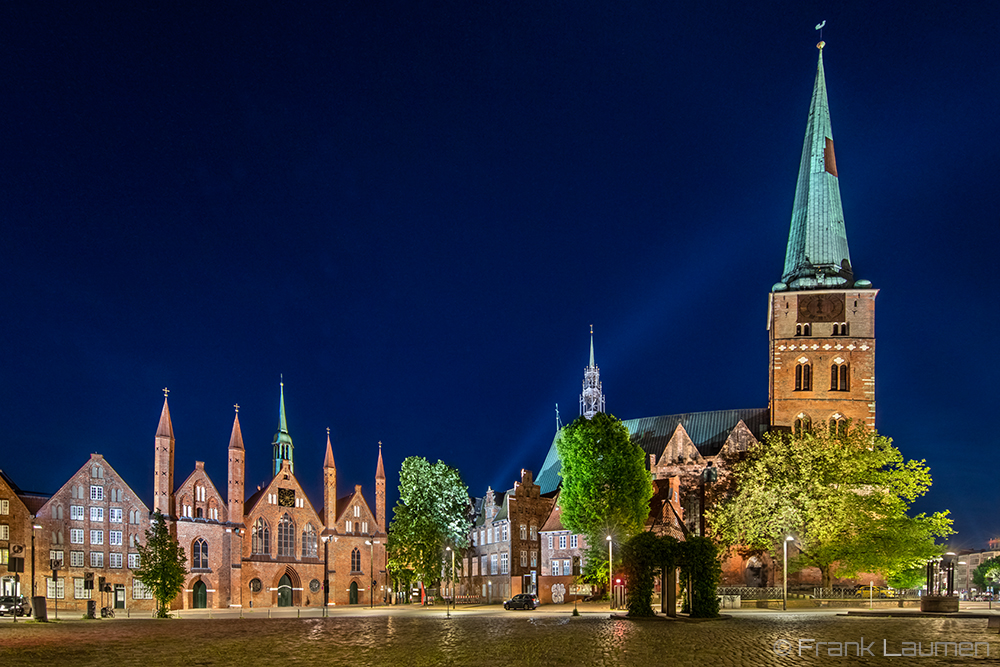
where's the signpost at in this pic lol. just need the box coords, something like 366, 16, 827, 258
50, 560, 61, 620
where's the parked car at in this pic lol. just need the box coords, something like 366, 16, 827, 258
0, 596, 30, 617
855, 585, 894, 599
503, 593, 540, 610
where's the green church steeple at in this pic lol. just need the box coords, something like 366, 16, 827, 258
272, 377, 294, 476
776, 42, 869, 292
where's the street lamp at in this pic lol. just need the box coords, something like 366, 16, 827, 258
606, 535, 613, 610
31, 524, 42, 598
321, 535, 331, 615
445, 546, 454, 618
365, 539, 380, 609
783, 536, 794, 611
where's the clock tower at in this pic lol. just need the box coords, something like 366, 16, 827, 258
769, 42, 877, 433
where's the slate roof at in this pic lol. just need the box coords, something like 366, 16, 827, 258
536, 408, 769, 494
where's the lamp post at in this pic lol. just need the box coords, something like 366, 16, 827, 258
606, 535, 613, 610
365, 539, 379, 609
321, 535, 331, 615
782, 536, 794, 611
445, 546, 453, 618
31, 524, 42, 598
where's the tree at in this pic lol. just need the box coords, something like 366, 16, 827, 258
709, 423, 952, 588
556, 413, 654, 586
135, 511, 187, 618
387, 457, 471, 600
972, 557, 1000, 591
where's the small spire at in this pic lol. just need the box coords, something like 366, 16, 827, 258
555, 403, 562, 431
323, 428, 335, 469
589, 325, 595, 367
278, 377, 288, 433
156, 392, 174, 438
229, 410, 244, 451
376, 441, 385, 480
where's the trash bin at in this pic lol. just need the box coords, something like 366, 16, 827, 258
32, 596, 47, 622
87, 600, 97, 619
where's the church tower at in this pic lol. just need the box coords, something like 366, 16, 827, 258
323, 429, 337, 528
769, 42, 877, 433
272, 379, 294, 476
579, 327, 606, 419
375, 443, 386, 532
153, 389, 175, 516
227, 406, 245, 522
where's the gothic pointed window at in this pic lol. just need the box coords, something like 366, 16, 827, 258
793, 415, 811, 437
829, 415, 847, 437
795, 361, 812, 391
830, 362, 849, 391
252, 517, 270, 556
301, 523, 317, 558
351, 547, 361, 573
278, 513, 295, 557
192, 538, 208, 569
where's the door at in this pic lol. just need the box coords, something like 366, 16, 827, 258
193, 581, 207, 609
115, 584, 126, 609
277, 574, 293, 607
349, 581, 359, 605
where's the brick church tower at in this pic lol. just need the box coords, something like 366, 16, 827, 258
769, 42, 878, 434
153, 389, 175, 516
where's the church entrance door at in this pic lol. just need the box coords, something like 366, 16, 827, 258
193, 581, 207, 609
349, 581, 359, 605
277, 575, 293, 607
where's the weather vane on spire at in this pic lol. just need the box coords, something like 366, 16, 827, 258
815, 20, 826, 48
234, 403, 240, 413
162, 387, 169, 398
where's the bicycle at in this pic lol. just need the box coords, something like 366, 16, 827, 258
101, 606, 115, 618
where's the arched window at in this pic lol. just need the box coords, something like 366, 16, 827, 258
252, 517, 270, 555
196, 507, 203, 518
795, 323, 811, 336
795, 361, 812, 391
793, 415, 811, 437
193, 538, 208, 569
829, 415, 848, 437
830, 362, 849, 391
832, 322, 849, 336
354, 547, 365, 574
278, 513, 295, 557
301, 523, 317, 558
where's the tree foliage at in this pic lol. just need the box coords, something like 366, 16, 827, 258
557, 413, 654, 585
973, 557, 1000, 591
134, 511, 187, 618
387, 457, 471, 597
678, 536, 721, 618
709, 423, 952, 588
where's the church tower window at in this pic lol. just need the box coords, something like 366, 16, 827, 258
794, 361, 812, 391
830, 360, 849, 391
351, 548, 362, 573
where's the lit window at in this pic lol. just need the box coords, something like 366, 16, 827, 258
71, 551, 85, 567
530, 525, 537, 541
90, 530, 103, 545
559, 535, 567, 549
70, 529, 84, 544
128, 553, 139, 569
109, 531, 122, 546
193, 538, 209, 569
520, 550, 527, 567
500, 552, 509, 574
90, 486, 104, 501
570, 535, 578, 549
551, 561, 559, 576
277, 514, 295, 557
47, 577, 65, 599
521, 525, 527, 540
110, 508, 123, 523
74, 578, 91, 599
71, 505, 84, 521
490, 554, 498, 575
531, 551, 537, 567
0, 525, 7, 540
90, 552, 104, 568
90, 507, 104, 522
0, 499, 8, 514
252, 518, 270, 555
110, 553, 123, 569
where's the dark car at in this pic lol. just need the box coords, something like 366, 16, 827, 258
503, 593, 540, 610
0, 596, 30, 617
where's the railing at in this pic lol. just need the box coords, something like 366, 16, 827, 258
717, 586, 784, 600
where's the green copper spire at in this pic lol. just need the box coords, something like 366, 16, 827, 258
272, 377, 294, 476
777, 43, 857, 292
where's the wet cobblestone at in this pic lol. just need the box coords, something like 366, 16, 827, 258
2, 610, 997, 666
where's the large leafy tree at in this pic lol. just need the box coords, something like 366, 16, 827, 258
556, 413, 653, 585
135, 511, 188, 618
709, 423, 952, 588
387, 457, 471, 599
972, 557, 1000, 591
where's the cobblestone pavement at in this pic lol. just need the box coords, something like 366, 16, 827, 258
2, 608, 998, 666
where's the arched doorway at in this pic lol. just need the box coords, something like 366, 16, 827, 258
278, 574, 293, 607
349, 581, 359, 605
193, 581, 207, 609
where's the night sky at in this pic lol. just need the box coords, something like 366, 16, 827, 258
3, 3, 997, 550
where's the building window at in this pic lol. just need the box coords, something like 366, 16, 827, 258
481, 555, 487, 575
91, 464, 103, 479
345, 520, 353, 533
74, 577, 91, 599
479, 529, 485, 546
90, 552, 104, 568
551, 561, 559, 576
71, 551, 85, 567
301, 524, 318, 558
361, 521, 368, 534
490, 554, 498, 575
0, 524, 7, 540
353, 506, 360, 517
50, 550, 64, 567
471, 531, 477, 547
520, 550, 528, 567
90, 486, 104, 501
831, 362, 849, 391
795, 362, 812, 391
547, 535, 553, 549
46, 577, 65, 599
573, 555, 581, 575
472, 559, 479, 577
832, 322, 849, 336
71, 505, 84, 521
829, 415, 848, 437
90, 507, 104, 522
795, 323, 812, 336
487, 527, 493, 544
128, 553, 140, 569
71, 529, 84, 544
563, 559, 572, 576
559, 535, 567, 550
192, 538, 208, 569
110, 553, 123, 569
500, 552, 509, 575
109, 531, 123, 546
133, 579, 154, 600
252, 518, 270, 555
793, 415, 811, 437
110, 508, 123, 523
277, 514, 295, 557
520, 525, 527, 540
501, 524, 508, 541
0, 499, 7, 514
570, 535, 578, 549
531, 551, 537, 567
90, 530, 104, 545
351, 548, 362, 573
530, 525, 537, 541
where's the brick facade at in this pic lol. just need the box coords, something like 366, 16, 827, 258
0, 471, 38, 597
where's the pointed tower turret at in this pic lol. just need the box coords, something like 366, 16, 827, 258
227, 405, 245, 522
323, 428, 337, 528
375, 442, 386, 532
153, 388, 175, 516
768, 41, 878, 432
272, 378, 294, 476
579, 326, 605, 419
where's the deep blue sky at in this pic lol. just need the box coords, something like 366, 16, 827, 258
3, 2, 997, 549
